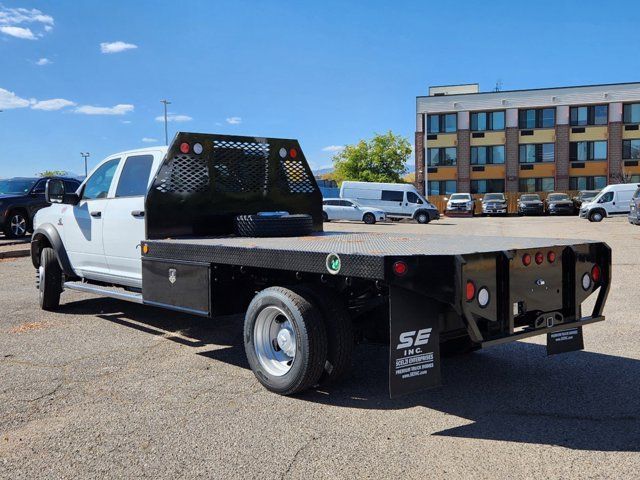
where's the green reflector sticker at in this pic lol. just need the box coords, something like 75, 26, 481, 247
326, 253, 341, 275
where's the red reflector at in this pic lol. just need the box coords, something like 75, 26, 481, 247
535, 252, 544, 265
591, 264, 601, 283
392, 261, 408, 276
522, 253, 532, 266
289, 148, 298, 158
547, 251, 556, 263
466, 281, 476, 302
180, 142, 190, 154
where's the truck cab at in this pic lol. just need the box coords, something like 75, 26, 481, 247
32, 147, 167, 288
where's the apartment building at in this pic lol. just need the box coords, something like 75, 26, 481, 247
415, 82, 640, 196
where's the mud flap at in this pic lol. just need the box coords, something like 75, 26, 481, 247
389, 285, 441, 398
547, 326, 584, 355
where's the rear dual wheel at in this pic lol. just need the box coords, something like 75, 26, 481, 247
244, 286, 353, 395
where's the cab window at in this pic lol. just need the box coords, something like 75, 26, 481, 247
115, 155, 154, 197
82, 159, 120, 200
598, 191, 614, 203
31, 179, 47, 194
407, 192, 423, 204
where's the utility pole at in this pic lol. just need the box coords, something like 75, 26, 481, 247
80, 152, 90, 178
160, 99, 171, 146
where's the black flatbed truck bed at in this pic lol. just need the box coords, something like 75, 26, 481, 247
35, 132, 612, 398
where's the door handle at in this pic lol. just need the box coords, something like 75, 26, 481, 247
131, 210, 145, 218
90, 211, 102, 218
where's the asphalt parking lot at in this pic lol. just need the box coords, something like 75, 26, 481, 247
1, 216, 639, 479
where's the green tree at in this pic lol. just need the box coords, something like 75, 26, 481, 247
37, 170, 67, 177
332, 131, 411, 184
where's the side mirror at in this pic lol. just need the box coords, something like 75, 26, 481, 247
353, 205, 358, 208
45, 179, 65, 204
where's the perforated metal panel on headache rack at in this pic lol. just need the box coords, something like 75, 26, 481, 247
145, 132, 323, 239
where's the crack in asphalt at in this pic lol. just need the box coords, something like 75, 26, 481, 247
280, 436, 317, 480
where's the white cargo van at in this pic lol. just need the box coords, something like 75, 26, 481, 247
339, 181, 439, 223
579, 183, 640, 222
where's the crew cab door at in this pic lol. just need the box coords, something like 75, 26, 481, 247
102, 153, 159, 286
63, 158, 121, 277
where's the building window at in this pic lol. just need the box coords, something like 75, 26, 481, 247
623, 139, 640, 160
471, 145, 505, 165
471, 179, 504, 194
519, 177, 555, 192
427, 180, 456, 196
470, 111, 505, 131
569, 176, 607, 190
518, 108, 555, 129
427, 113, 457, 133
623, 103, 640, 124
570, 141, 607, 162
570, 105, 608, 126
427, 147, 457, 166
519, 143, 555, 163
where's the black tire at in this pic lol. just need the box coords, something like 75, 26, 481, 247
38, 247, 62, 311
363, 212, 376, 225
291, 285, 353, 385
589, 210, 604, 223
322, 211, 329, 222
244, 287, 327, 395
4, 210, 28, 238
234, 214, 314, 238
415, 211, 430, 224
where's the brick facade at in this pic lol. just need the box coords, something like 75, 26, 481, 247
456, 130, 470, 192
505, 127, 519, 191
555, 124, 570, 190
608, 122, 623, 182
414, 131, 425, 193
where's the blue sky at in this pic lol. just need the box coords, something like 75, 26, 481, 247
1, 0, 640, 177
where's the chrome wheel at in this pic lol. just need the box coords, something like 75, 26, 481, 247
254, 305, 297, 377
10, 213, 27, 237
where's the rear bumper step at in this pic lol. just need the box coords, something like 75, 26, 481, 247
480, 315, 604, 348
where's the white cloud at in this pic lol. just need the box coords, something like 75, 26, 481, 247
141, 137, 158, 143
0, 87, 31, 109
121, 120, 132, 124
35, 57, 51, 66
226, 116, 242, 125
322, 145, 345, 152
0, 25, 36, 39
31, 98, 76, 111
155, 113, 192, 123
75, 104, 134, 115
100, 41, 137, 54
0, 6, 54, 39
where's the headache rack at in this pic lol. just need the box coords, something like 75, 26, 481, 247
145, 132, 324, 239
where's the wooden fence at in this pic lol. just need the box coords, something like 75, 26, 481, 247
428, 191, 580, 215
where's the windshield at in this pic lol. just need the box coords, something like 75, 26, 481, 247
548, 194, 569, 201
450, 194, 470, 200
521, 194, 540, 201
581, 191, 598, 199
0, 178, 37, 195
484, 193, 504, 201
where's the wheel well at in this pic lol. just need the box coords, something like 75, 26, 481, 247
590, 208, 607, 217
413, 209, 427, 218
31, 232, 52, 268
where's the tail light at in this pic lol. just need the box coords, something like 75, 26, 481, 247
466, 281, 476, 302
179, 142, 190, 154
547, 251, 556, 263
535, 252, 544, 265
289, 148, 298, 158
591, 264, 601, 283
522, 253, 532, 266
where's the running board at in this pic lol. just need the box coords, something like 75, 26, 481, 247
63, 281, 143, 304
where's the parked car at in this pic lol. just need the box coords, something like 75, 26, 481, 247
0, 176, 81, 238
481, 193, 508, 216
339, 181, 439, 224
445, 193, 475, 216
572, 190, 600, 212
322, 198, 386, 224
629, 186, 640, 225
580, 183, 640, 222
545, 193, 575, 216
517, 193, 544, 216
